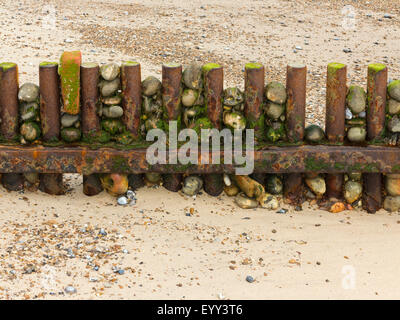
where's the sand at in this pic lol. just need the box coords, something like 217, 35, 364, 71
0, 0, 399, 299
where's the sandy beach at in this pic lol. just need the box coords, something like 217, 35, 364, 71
0, 0, 399, 299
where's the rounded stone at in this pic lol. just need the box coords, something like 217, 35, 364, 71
265, 102, 285, 120
344, 181, 362, 203
265, 82, 287, 104
388, 116, 400, 133
235, 193, 259, 209
102, 95, 122, 105
183, 64, 203, 89
145, 172, 161, 184
117, 196, 128, 206
102, 105, 124, 118
258, 193, 279, 210
345, 108, 353, 120
100, 78, 120, 97
383, 196, 400, 212
347, 126, 366, 142
305, 175, 326, 197
142, 76, 161, 97
18, 83, 39, 102
224, 184, 240, 196
265, 175, 283, 195
182, 89, 199, 107
223, 112, 246, 130
61, 113, 79, 127
101, 173, 129, 196
182, 175, 203, 196
385, 177, 400, 196
100, 63, 120, 81
388, 99, 400, 115
305, 124, 325, 143
388, 80, 400, 101
20, 122, 41, 141
346, 85, 366, 114
61, 127, 81, 142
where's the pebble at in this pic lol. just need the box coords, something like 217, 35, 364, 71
223, 174, 231, 186
182, 176, 203, 196
99, 228, 107, 236
181, 89, 198, 107
388, 99, 400, 115
102, 105, 124, 118
388, 80, 400, 101
383, 196, 400, 212
117, 196, 128, 205
345, 108, 353, 120
265, 102, 285, 120
100, 78, 120, 97
388, 116, 400, 133
344, 181, 362, 204
346, 85, 366, 114
385, 176, 400, 196
305, 175, 326, 197
100, 63, 120, 81
61, 114, 79, 127
305, 124, 325, 143
265, 175, 283, 195
126, 190, 136, 200
343, 48, 352, 53
276, 208, 288, 214
142, 76, 161, 96
18, 83, 39, 102
259, 193, 279, 210
246, 275, 254, 283
64, 286, 77, 294
347, 126, 366, 142
265, 81, 287, 104
183, 64, 203, 89
235, 193, 259, 209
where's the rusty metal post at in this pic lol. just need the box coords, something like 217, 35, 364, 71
162, 63, 183, 192
39, 62, 64, 195
202, 63, 224, 196
325, 63, 347, 199
244, 62, 265, 140
121, 61, 142, 138
245, 63, 266, 187
284, 63, 306, 204
121, 61, 144, 191
0, 63, 24, 191
81, 62, 103, 196
363, 63, 387, 213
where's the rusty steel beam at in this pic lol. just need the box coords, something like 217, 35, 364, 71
202, 63, 224, 196
39, 62, 64, 195
81, 62, 103, 196
0, 145, 396, 175
284, 63, 306, 204
363, 63, 388, 213
325, 63, 347, 199
162, 63, 183, 192
0, 63, 24, 191
244, 62, 264, 141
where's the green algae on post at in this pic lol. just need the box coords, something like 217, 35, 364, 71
0, 62, 17, 71
59, 51, 82, 115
